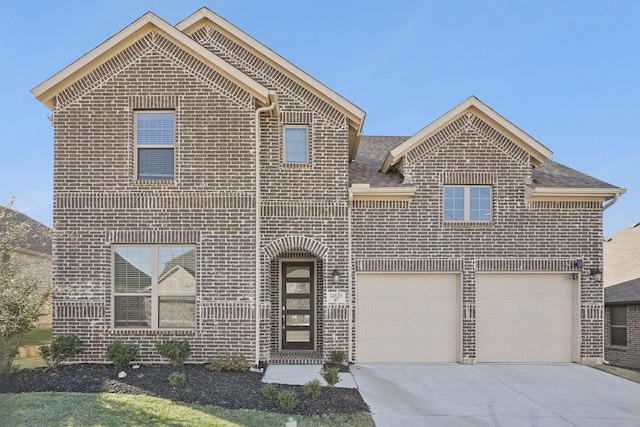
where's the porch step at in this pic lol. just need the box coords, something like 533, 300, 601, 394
269, 350, 324, 365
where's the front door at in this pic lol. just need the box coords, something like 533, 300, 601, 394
281, 262, 315, 350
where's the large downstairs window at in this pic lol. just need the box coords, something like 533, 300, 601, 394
113, 246, 196, 329
443, 185, 492, 222
136, 111, 175, 180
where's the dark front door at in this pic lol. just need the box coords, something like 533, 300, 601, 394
281, 262, 315, 350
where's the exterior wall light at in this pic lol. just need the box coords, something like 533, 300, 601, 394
332, 269, 340, 282
574, 259, 583, 269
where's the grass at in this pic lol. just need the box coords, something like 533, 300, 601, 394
19, 328, 52, 347
592, 364, 640, 384
0, 393, 374, 427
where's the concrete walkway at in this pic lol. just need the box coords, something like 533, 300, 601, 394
262, 364, 357, 388
351, 364, 640, 427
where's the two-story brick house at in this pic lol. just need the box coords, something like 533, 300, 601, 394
32, 8, 624, 366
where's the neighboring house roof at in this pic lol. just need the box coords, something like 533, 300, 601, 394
0, 208, 52, 256
604, 278, 640, 305
176, 8, 366, 160
604, 222, 640, 287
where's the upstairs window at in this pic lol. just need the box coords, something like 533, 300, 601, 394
136, 111, 174, 180
113, 245, 196, 329
443, 185, 491, 222
610, 306, 627, 346
284, 126, 309, 164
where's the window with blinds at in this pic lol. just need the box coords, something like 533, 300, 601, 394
284, 126, 309, 164
113, 245, 195, 329
136, 111, 175, 180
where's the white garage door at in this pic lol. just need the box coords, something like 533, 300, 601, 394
356, 273, 460, 363
476, 273, 577, 363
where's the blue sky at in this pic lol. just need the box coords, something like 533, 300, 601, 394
1, 0, 638, 237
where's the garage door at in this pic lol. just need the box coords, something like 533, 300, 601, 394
476, 273, 577, 363
356, 273, 460, 363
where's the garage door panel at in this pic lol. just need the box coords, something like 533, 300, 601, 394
476, 273, 576, 363
356, 273, 460, 363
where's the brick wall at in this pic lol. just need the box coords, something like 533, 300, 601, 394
52, 31, 351, 363
351, 112, 605, 362
604, 305, 640, 369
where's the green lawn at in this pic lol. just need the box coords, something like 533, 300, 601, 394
0, 393, 374, 427
19, 327, 52, 347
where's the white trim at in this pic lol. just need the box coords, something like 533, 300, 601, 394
525, 186, 627, 201
32, 12, 271, 110
349, 185, 417, 202
381, 96, 553, 173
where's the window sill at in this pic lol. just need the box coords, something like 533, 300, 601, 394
606, 345, 628, 350
110, 329, 196, 335
443, 221, 494, 228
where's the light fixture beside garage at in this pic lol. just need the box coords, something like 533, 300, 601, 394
332, 269, 340, 282
574, 259, 584, 269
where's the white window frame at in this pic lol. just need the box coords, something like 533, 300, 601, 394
135, 111, 175, 181
443, 185, 492, 222
112, 245, 196, 330
283, 125, 309, 165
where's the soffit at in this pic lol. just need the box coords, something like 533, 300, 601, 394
381, 96, 553, 173
32, 12, 271, 110
177, 8, 366, 159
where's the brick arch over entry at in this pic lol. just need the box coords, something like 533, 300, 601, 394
263, 236, 329, 260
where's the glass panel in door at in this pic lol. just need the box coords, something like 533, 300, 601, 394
281, 262, 314, 350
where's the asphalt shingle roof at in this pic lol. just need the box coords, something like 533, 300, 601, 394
531, 160, 618, 189
349, 136, 409, 187
0, 208, 52, 255
605, 278, 640, 304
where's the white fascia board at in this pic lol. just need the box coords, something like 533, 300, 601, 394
525, 186, 627, 201
177, 8, 366, 127
381, 96, 553, 173
32, 12, 270, 109
349, 186, 417, 202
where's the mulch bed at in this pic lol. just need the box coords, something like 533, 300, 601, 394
0, 363, 369, 416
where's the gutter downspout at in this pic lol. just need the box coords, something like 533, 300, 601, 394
254, 92, 278, 368
347, 185, 354, 362
602, 192, 621, 211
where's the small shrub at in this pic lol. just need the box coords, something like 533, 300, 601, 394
39, 334, 83, 369
168, 371, 186, 387
207, 355, 247, 372
321, 366, 341, 388
261, 383, 278, 400
156, 339, 190, 366
106, 340, 139, 369
277, 389, 299, 412
330, 350, 346, 366
303, 378, 323, 399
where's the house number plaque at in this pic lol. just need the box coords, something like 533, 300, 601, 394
327, 292, 346, 304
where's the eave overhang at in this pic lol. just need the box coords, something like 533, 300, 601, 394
177, 8, 366, 160
349, 184, 417, 202
381, 96, 553, 173
525, 186, 627, 202
31, 12, 271, 110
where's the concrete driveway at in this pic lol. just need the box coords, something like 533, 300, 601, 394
351, 364, 640, 426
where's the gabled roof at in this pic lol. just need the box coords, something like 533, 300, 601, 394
0, 208, 52, 256
605, 278, 640, 304
32, 11, 271, 110
526, 160, 626, 202
381, 96, 553, 173
176, 8, 366, 159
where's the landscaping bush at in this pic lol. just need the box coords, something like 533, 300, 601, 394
321, 366, 341, 388
277, 389, 298, 412
329, 350, 346, 366
303, 378, 323, 399
106, 340, 139, 369
168, 371, 186, 387
156, 339, 190, 366
39, 334, 83, 369
261, 383, 278, 400
207, 355, 247, 372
